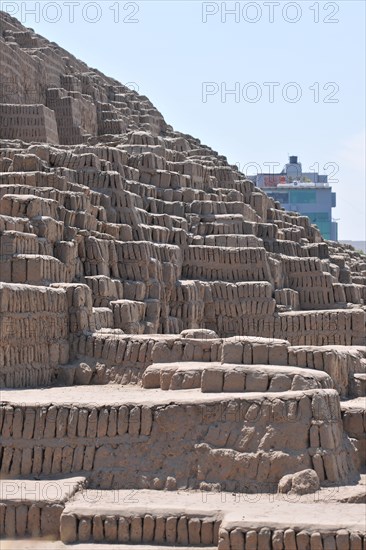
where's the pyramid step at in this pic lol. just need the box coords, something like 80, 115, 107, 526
83, 275, 124, 308
0, 254, 68, 284
341, 397, 366, 470
204, 234, 263, 247
60, 489, 220, 545
93, 307, 114, 330
0, 230, 39, 256
0, 477, 85, 539
1, 541, 214, 550
110, 299, 146, 333
60, 488, 365, 546
218, 507, 365, 550
142, 362, 332, 393
2, 487, 365, 547
182, 245, 271, 283
352, 373, 366, 397
1, 385, 352, 490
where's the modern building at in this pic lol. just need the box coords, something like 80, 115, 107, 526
248, 156, 338, 241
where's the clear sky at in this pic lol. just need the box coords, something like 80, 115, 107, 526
2, 0, 365, 240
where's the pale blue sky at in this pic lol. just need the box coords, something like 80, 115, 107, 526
2, 0, 365, 240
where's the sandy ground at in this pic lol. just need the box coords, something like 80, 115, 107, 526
0, 385, 331, 407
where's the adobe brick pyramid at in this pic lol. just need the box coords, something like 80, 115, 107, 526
0, 11, 365, 550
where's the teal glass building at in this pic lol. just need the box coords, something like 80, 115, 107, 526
248, 156, 338, 241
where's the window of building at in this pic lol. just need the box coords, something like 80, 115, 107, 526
289, 189, 317, 204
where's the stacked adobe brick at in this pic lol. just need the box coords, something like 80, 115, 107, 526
0, 10, 365, 549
